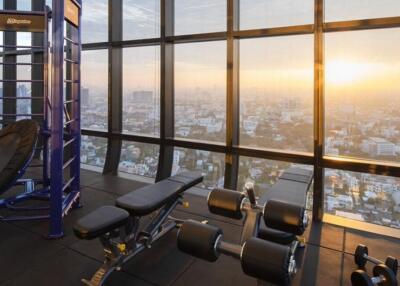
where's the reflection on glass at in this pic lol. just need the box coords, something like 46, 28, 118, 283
240, 36, 314, 153
123, 0, 160, 40
240, 0, 314, 30
174, 41, 226, 143
174, 0, 226, 35
325, 169, 400, 229
238, 156, 312, 199
123, 46, 160, 136
172, 147, 225, 190
118, 141, 159, 178
82, 0, 108, 43
325, 29, 400, 162
81, 135, 107, 170
325, 0, 400, 22
81, 49, 108, 131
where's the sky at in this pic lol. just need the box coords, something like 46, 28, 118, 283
77, 0, 400, 101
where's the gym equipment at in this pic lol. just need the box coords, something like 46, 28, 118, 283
73, 172, 203, 286
351, 265, 397, 286
208, 167, 312, 244
177, 219, 297, 286
355, 244, 398, 275
0, 0, 82, 238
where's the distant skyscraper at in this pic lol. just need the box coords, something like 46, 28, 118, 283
81, 87, 90, 106
128, 91, 153, 104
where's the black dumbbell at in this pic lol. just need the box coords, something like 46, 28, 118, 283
207, 188, 308, 235
177, 219, 297, 286
355, 244, 398, 275
351, 265, 397, 286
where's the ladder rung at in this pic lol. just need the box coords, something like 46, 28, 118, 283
64, 58, 79, 64
63, 176, 76, 192
63, 156, 76, 170
64, 37, 79, 46
64, 79, 80, 84
64, 99, 78, 104
63, 138, 75, 148
65, 118, 76, 125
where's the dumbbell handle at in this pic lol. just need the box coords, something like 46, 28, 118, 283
364, 253, 384, 265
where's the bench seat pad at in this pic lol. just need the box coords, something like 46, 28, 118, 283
73, 206, 129, 240
116, 171, 203, 216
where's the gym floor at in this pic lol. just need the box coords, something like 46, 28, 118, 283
1, 169, 399, 286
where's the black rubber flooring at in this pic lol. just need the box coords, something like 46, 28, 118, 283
1, 169, 400, 286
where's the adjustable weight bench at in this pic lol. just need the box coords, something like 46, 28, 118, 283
73, 171, 203, 286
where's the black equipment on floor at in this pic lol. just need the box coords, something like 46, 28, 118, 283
73, 171, 203, 286
355, 244, 398, 275
351, 265, 398, 286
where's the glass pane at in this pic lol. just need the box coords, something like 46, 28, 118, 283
175, 41, 226, 143
119, 141, 159, 178
325, 0, 400, 22
240, 36, 314, 153
82, 0, 108, 43
325, 169, 400, 229
240, 0, 314, 30
174, 0, 226, 35
123, 46, 160, 136
172, 148, 225, 190
123, 0, 160, 40
17, 0, 31, 10
81, 49, 108, 131
239, 156, 313, 200
325, 29, 400, 162
81, 135, 107, 169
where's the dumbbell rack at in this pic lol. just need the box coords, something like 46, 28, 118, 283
0, 0, 82, 238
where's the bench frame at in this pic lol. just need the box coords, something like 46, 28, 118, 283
81, 196, 186, 286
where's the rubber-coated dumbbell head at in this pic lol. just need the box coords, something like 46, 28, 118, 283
373, 264, 398, 286
351, 270, 374, 286
208, 188, 245, 220
385, 256, 398, 276
177, 220, 222, 262
263, 199, 306, 235
355, 244, 368, 268
241, 237, 292, 286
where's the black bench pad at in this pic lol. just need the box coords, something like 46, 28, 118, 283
73, 206, 129, 240
258, 167, 313, 244
116, 171, 203, 216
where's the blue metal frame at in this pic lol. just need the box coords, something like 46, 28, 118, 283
0, 1, 82, 238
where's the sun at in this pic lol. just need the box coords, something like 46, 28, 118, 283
325, 59, 371, 85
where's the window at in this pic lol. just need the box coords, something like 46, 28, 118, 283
238, 156, 312, 198
81, 49, 108, 131
240, 0, 314, 30
118, 141, 159, 178
17, 0, 31, 10
123, 46, 160, 136
174, 0, 226, 35
174, 41, 226, 143
325, 169, 400, 229
325, 0, 400, 22
81, 135, 107, 170
123, 0, 160, 40
172, 148, 225, 190
325, 29, 400, 163
82, 0, 108, 43
240, 36, 314, 153
16, 33, 32, 120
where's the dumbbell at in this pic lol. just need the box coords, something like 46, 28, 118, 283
207, 187, 308, 235
177, 219, 297, 286
351, 265, 397, 286
355, 244, 398, 275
